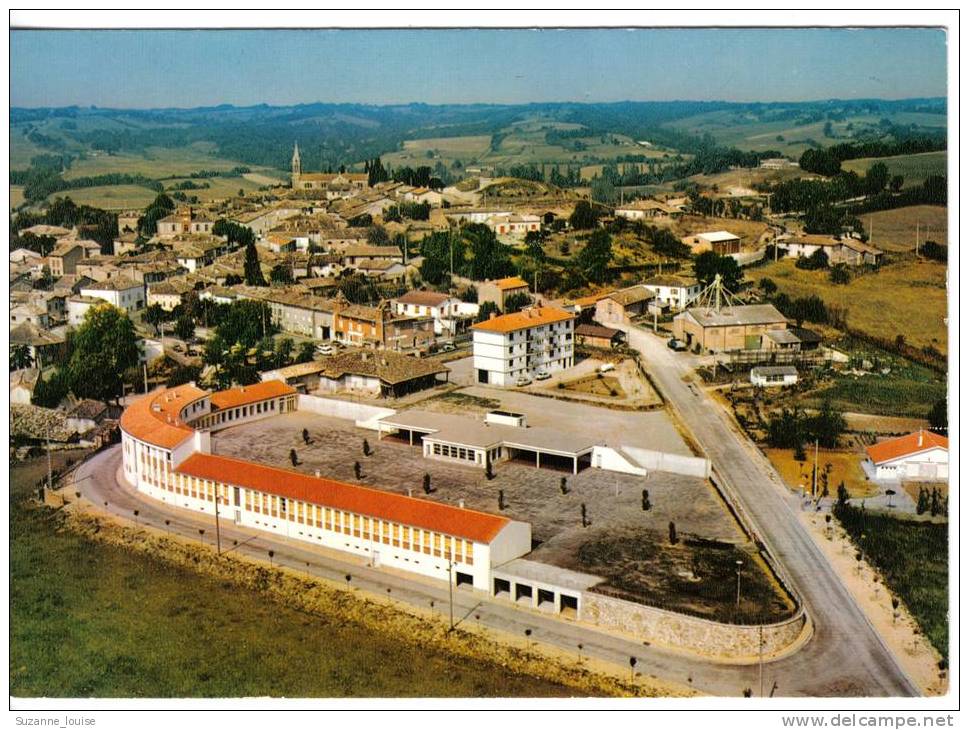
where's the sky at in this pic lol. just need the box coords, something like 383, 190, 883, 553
10, 27, 948, 109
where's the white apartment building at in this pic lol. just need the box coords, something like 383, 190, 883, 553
471, 306, 575, 386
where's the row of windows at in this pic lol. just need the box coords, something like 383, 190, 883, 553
177, 479, 478, 565
431, 442, 480, 463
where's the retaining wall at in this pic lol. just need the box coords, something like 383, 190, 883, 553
581, 592, 807, 661
591, 445, 710, 478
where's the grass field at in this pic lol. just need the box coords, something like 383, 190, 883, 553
842, 151, 947, 189
834, 502, 948, 657
757, 257, 948, 354
165, 175, 268, 202
806, 374, 947, 420
10, 185, 25, 209
9, 458, 573, 698
863, 205, 948, 252
764, 448, 877, 499
47, 184, 159, 210
666, 110, 947, 158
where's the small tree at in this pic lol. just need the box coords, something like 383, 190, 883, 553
930, 487, 942, 516
837, 482, 849, 507
302, 428, 310, 445
560, 476, 569, 495
916, 487, 929, 515
891, 597, 900, 625
498, 489, 505, 511
353, 461, 362, 480
423, 473, 432, 495
641, 489, 651, 511
885, 488, 896, 509
485, 461, 494, 481
581, 503, 589, 527
668, 521, 677, 545
793, 441, 807, 462
289, 449, 298, 467
362, 438, 371, 457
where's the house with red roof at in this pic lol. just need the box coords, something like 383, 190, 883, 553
863, 429, 949, 483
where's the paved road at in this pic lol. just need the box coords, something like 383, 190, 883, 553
625, 326, 918, 697
75, 447, 774, 698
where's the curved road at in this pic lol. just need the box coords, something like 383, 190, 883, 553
625, 326, 917, 697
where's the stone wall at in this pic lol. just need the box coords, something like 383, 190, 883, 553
581, 592, 807, 661
297, 393, 395, 429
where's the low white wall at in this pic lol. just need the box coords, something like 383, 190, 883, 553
591, 446, 648, 476
297, 393, 396, 429
622, 445, 711, 478
591, 445, 710, 478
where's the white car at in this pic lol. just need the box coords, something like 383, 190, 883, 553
316, 344, 335, 356
515, 375, 532, 387
534, 370, 551, 381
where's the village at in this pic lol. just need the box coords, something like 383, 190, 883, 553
7, 19, 952, 705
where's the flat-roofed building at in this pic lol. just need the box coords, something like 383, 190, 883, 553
471, 306, 575, 386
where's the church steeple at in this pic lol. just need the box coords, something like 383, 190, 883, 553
291, 142, 302, 185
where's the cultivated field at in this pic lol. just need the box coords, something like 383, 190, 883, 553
842, 151, 947, 188
863, 205, 948, 252
666, 110, 947, 157
47, 184, 159, 210
757, 258, 948, 353
672, 214, 771, 246
60, 144, 263, 180
164, 175, 268, 202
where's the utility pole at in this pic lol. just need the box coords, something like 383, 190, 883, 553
143, 362, 149, 394
759, 624, 765, 697
46, 422, 53, 494
915, 219, 920, 256
213, 485, 222, 555
447, 560, 454, 632
813, 439, 820, 498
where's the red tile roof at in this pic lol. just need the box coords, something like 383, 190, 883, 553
176, 452, 510, 543
209, 380, 296, 410
119, 384, 208, 449
866, 430, 948, 465
471, 306, 574, 334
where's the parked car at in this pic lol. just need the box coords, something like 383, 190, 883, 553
597, 363, 615, 373
440, 342, 457, 352
534, 370, 551, 380
316, 344, 335, 356
515, 375, 532, 387
172, 343, 183, 353
667, 338, 687, 351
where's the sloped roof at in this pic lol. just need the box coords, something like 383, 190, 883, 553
866, 430, 948, 465
396, 290, 451, 308
209, 380, 296, 410
175, 452, 510, 544
320, 350, 448, 386
118, 383, 208, 449
471, 306, 574, 334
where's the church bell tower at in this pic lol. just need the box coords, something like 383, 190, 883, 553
291, 142, 302, 187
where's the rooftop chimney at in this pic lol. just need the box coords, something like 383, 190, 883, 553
918, 430, 923, 447
315, 469, 321, 478
459, 499, 465, 509
407, 487, 413, 497
489, 312, 497, 320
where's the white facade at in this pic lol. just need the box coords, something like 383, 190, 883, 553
643, 282, 702, 310
865, 447, 949, 483
79, 282, 146, 313
472, 318, 575, 387
750, 367, 798, 387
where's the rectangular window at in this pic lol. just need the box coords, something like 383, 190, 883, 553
382, 520, 390, 544
465, 541, 474, 566
444, 536, 452, 560
402, 526, 410, 550
343, 512, 351, 535
433, 533, 442, 557
324, 507, 332, 530
245, 491, 252, 510
392, 523, 400, 547
423, 530, 431, 554
353, 514, 361, 537
362, 517, 370, 540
